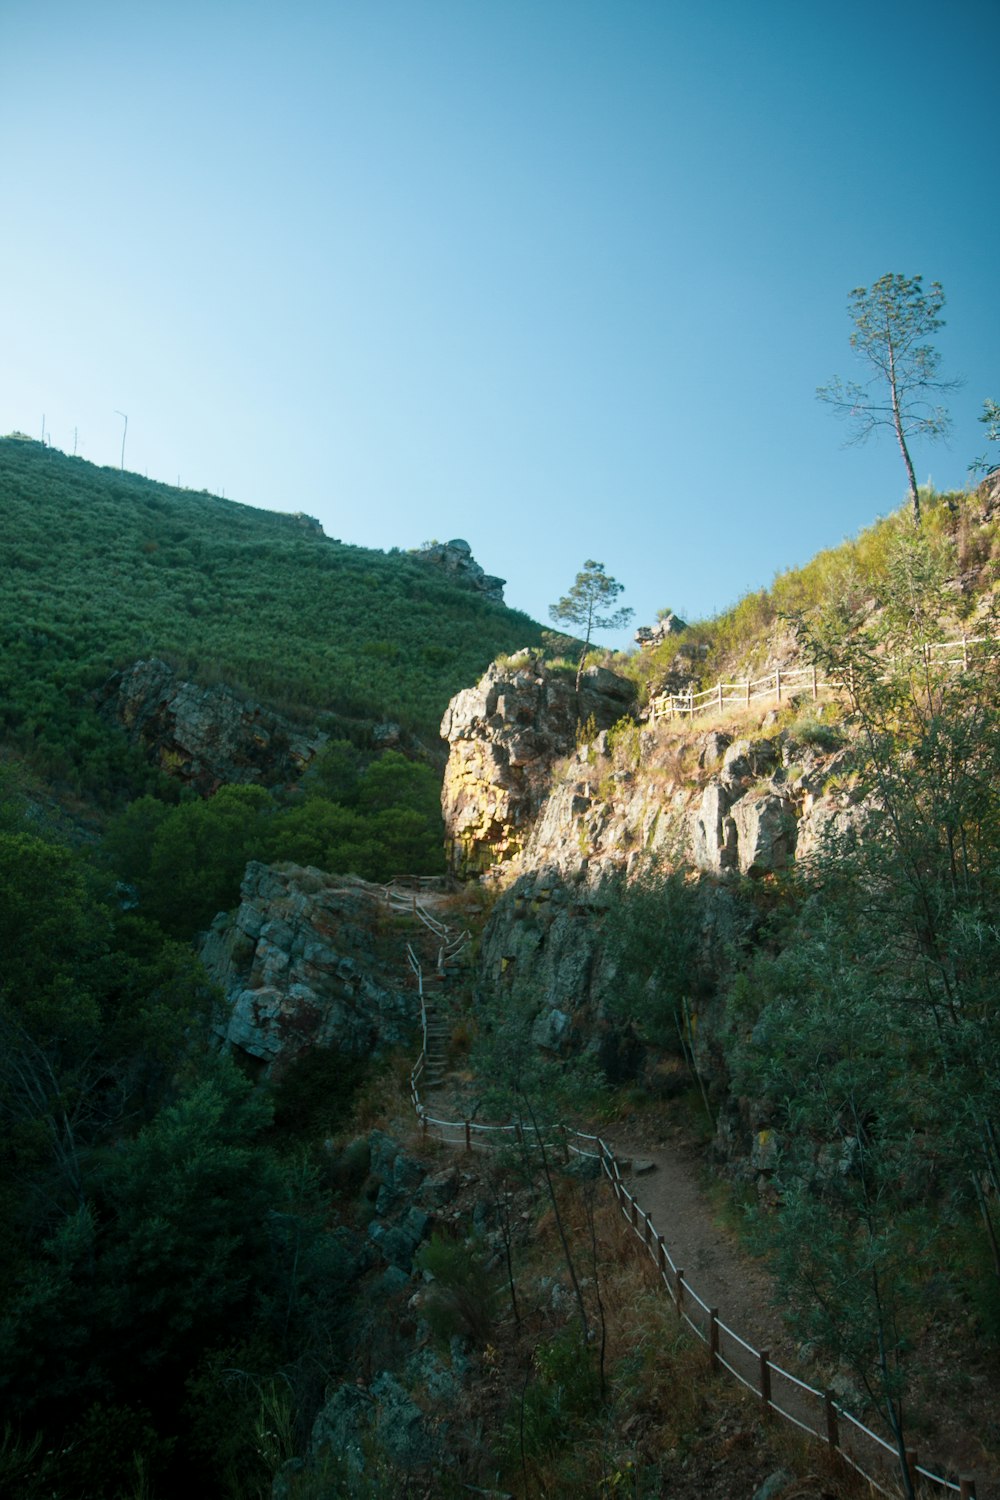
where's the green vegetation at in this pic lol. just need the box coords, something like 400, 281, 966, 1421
104, 747, 445, 938
622, 485, 998, 695
549, 558, 633, 691
817, 273, 960, 523
608, 527, 1000, 1495
0, 438, 545, 802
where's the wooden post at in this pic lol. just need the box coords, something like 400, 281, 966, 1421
962, 634, 969, 670
643, 1214, 652, 1250
759, 1350, 772, 1413
959, 1476, 978, 1499
824, 1390, 839, 1450
905, 1452, 918, 1490
562, 1124, 570, 1163
422, 1112, 428, 1138
745, 679, 750, 708
674, 1268, 684, 1318
464, 1120, 472, 1153
657, 1234, 667, 1278
812, 664, 818, 700
717, 682, 722, 710
630, 1198, 639, 1230
709, 1309, 719, 1372
775, 671, 781, 705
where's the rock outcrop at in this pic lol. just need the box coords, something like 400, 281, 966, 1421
412, 538, 506, 604
199, 863, 412, 1075
441, 651, 870, 886
634, 611, 686, 648
440, 652, 638, 876
98, 658, 324, 794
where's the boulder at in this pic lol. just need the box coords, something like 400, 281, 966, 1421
412, 538, 506, 603
731, 792, 796, 875
200, 864, 411, 1075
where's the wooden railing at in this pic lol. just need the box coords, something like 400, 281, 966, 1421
386, 882, 983, 1500
649, 635, 989, 722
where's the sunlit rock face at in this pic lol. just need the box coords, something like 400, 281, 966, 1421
98, 657, 324, 794
439, 651, 637, 877
412, 537, 506, 603
199, 862, 410, 1076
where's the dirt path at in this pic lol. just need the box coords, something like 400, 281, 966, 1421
604, 1127, 800, 1372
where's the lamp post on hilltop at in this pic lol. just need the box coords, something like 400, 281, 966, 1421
115, 410, 128, 472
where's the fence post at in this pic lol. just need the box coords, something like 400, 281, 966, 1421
630, 1198, 638, 1231
812, 664, 818, 700
959, 1476, 978, 1499
717, 682, 722, 711
962, 634, 969, 670
709, 1309, 719, 1373
674, 1268, 684, 1318
745, 679, 750, 708
422, 1112, 428, 1139
775, 670, 781, 705
562, 1124, 570, 1163
464, 1120, 472, 1153
759, 1350, 772, 1414
657, 1234, 667, 1280
905, 1452, 918, 1491
824, 1390, 839, 1451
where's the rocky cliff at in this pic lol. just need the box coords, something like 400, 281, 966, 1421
411, 537, 506, 603
441, 653, 866, 886
98, 657, 325, 793
200, 863, 413, 1076
439, 650, 637, 876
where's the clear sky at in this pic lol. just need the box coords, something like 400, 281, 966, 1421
2, 0, 996, 650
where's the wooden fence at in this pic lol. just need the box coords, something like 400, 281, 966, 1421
649, 635, 989, 723
386, 882, 983, 1500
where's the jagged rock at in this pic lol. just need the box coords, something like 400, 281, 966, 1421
691, 782, 739, 873
530, 1006, 571, 1052
634, 612, 686, 648
440, 653, 637, 876
412, 537, 506, 603
699, 730, 731, 768
97, 657, 324, 793
199, 863, 411, 1075
416, 1167, 460, 1209
731, 792, 796, 876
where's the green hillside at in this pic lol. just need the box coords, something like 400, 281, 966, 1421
0, 437, 545, 800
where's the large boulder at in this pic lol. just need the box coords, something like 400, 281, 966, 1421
440, 652, 637, 876
98, 658, 324, 793
411, 537, 506, 603
199, 863, 412, 1075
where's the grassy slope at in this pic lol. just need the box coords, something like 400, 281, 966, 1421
0, 438, 546, 797
616, 484, 998, 698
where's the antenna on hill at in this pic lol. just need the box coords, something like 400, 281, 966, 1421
41, 414, 46, 445
73, 427, 78, 456
114, 410, 128, 471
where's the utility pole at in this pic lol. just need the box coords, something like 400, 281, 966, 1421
114, 410, 128, 471
73, 427, 78, 456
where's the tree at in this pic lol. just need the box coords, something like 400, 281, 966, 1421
817, 274, 961, 524
969, 397, 1000, 477
549, 560, 633, 691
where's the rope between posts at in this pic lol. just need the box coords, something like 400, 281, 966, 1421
394, 886, 973, 1500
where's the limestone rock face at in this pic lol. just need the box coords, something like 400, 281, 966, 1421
199, 862, 411, 1075
440, 652, 637, 876
412, 537, 506, 603
98, 658, 324, 794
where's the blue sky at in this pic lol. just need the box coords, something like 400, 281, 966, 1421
2, 0, 996, 650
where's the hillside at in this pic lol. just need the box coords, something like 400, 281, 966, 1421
0, 437, 546, 804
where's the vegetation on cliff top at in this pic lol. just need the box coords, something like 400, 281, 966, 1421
0, 437, 545, 801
